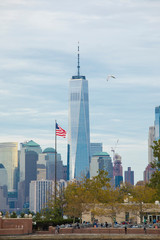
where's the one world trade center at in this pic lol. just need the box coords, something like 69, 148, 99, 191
68, 45, 90, 180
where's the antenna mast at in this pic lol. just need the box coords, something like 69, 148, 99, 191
77, 42, 80, 77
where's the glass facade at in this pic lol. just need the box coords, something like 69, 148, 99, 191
68, 76, 90, 179
155, 106, 160, 141
90, 152, 113, 182
0, 142, 18, 192
19, 140, 42, 182
90, 143, 103, 158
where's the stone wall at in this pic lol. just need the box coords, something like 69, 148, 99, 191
48, 226, 160, 235
0, 216, 32, 235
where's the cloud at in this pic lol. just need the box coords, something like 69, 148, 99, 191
0, 0, 160, 183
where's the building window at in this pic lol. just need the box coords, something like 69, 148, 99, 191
125, 212, 129, 222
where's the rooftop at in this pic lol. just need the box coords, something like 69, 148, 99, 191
43, 147, 55, 153
0, 163, 5, 169
23, 140, 40, 147
93, 152, 110, 157
72, 75, 86, 80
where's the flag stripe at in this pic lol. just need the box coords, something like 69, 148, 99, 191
56, 123, 66, 138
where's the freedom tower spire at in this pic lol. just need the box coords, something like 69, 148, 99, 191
77, 42, 80, 77
68, 44, 90, 180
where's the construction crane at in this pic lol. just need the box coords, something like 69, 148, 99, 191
111, 139, 119, 160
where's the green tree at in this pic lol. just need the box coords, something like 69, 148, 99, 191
128, 185, 157, 224
10, 211, 17, 218
41, 186, 66, 221
149, 140, 160, 197
20, 212, 25, 218
5, 211, 10, 218
91, 186, 125, 226
33, 212, 42, 221
64, 170, 111, 223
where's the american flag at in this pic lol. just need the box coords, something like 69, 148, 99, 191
56, 123, 67, 138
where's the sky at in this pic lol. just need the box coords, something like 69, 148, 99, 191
0, 0, 160, 183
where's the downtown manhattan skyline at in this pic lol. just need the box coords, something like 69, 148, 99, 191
0, 0, 160, 183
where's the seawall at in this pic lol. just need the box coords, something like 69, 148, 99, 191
1, 234, 160, 240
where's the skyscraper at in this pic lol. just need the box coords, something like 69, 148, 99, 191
90, 152, 113, 184
0, 142, 18, 192
25, 151, 38, 203
113, 153, 123, 187
29, 180, 54, 213
90, 143, 103, 158
0, 164, 9, 211
68, 46, 90, 180
18, 140, 42, 209
43, 147, 63, 181
148, 126, 155, 164
125, 167, 134, 185
155, 106, 160, 141
144, 163, 155, 183
19, 140, 42, 182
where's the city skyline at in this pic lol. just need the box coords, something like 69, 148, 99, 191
0, 0, 160, 183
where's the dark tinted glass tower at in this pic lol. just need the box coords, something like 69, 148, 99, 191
155, 106, 160, 141
25, 151, 38, 203
125, 167, 134, 185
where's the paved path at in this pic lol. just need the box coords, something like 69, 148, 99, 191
1, 234, 160, 240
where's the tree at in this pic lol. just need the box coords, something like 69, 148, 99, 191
149, 140, 160, 197
64, 182, 85, 222
5, 211, 10, 218
41, 187, 66, 221
20, 212, 25, 218
10, 211, 17, 218
128, 185, 157, 224
64, 170, 111, 222
91, 187, 124, 226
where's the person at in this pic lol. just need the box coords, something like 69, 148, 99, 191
77, 222, 80, 229
144, 225, 146, 234
105, 222, 108, 228
55, 225, 60, 234
125, 225, 127, 234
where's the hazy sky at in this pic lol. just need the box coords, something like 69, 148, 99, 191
0, 0, 160, 183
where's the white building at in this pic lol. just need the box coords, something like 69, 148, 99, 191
29, 180, 54, 213
148, 126, 155, 164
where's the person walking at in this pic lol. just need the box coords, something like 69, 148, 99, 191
125, 225, 127, 234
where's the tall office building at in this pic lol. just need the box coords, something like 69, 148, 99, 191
29, 180, 54, 213
155, 106, 160, 141
19, 140, 42, 182
0, 142, 18, 192
90, 143, 103, 158
113, 153, 123, 187
43, 147, 63, 181
18, 140, 42, 209
0, 164, 9, 211
90, 152, 113, 184
148, 126, 155, 164
68, 46, 90, 180
125, 167, 134, 185
25, 151, 38, 203
144, 163, 155, 183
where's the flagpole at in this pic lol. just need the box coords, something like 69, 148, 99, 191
55, 120, 57, 203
